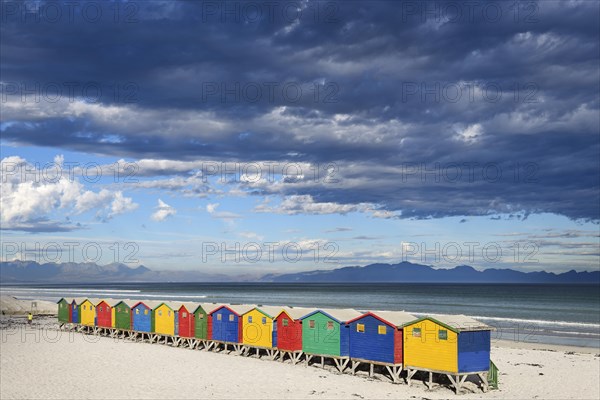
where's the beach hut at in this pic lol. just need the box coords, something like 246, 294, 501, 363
69, 298, 81, 323
402, 314, 493, 393
79, 299, 96, 326
300, 308, 361, 371
192, 303, 218, 340
209, 304, 256, 346
153, 302, 176, 336
96, 300, 113, 328
176, 302, 197, 338
274, 306, 312, 363
347, 310, 416, 382
131, 301, 160, 332
113, 300, 132, 330
241, 305, 282, 351
57, 298, 69, 323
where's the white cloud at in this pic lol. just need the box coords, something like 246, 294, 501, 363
151, 199, 176, 221
0, 156, 138, 231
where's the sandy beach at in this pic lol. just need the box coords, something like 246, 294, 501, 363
1, 297, 598, 400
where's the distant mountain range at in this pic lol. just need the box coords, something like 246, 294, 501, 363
1, 260, 598, 284
0, 260, 231, 283
262, 262, 600, 284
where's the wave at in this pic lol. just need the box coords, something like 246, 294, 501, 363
411, 312, 600, 329
127, 294, 208, 299
0, 288, 141, 293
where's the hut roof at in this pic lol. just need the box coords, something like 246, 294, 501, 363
300, 308, 361, 323
250, 305, 284, 318
175, 302, 198, 312
274, 306, 314, 321
113, 299, 133, 308
348, 310, 417, 327
193, 303, 221, 314
402, 314, 493, 333
211, 304, 257, 316
131, 300, 162, 310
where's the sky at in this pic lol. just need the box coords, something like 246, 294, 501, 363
1, 0, 599, 276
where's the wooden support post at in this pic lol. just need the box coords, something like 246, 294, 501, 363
369, 363, 374, 378
407, 369, 417, 387
305, 355, 312, 367
321, 356, 324, 369
478, 372, 489, 392
428, 371, 433, 390
351, 361, 358, 375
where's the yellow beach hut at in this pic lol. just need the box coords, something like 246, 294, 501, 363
402, 314, 493, 393
153, 302, 176, 336
79, 298, 97, 326
241, 306, 282, 349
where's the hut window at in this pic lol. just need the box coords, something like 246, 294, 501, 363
282, 318, 288, 327
229, 314, 235, 322
198, 314, 204, 319
217, 314, 222, 321
356, 323, 365, 333
378, 325, 387, 335
412, 328, 421, 338
144, 309, 148, 315
262, 317, 266, 325
309, 320, 315, 329
168, 311, 171, 317
126, 309, 128, 314
326, 321, 334, 330
83, 305, 86, 310
158, 311, 162, 316
248, 316, 253, 323
182, 312, 187, 318
438, 330, 448, 340
136, 309, 139, 315
100, 307, 103, 312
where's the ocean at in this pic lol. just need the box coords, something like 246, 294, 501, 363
2, 283, 599, 348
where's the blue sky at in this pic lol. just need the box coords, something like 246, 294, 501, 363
1, 1, 598, 276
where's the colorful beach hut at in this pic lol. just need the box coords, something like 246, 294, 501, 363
192, 303, 218, 340
209, 304, 256, 344
347, 310, 415, 382
402, 314, 493, 393
113, 300, 132, 330
176, 302, 198, 338
154, 302, 176, 336
300, 308, 361, 371
274, 306, 312, 363
79, 299, 96, 326
241, 306, 282, 349
57, 298, 69, 323
131, 301, 160, 332
96, 300, 113, 328
69, 298, 82, 323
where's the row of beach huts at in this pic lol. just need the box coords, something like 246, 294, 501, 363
57, 297, 498, 393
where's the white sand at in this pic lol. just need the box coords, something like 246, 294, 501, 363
0, 296, 57, 315
1, 316, 598, 400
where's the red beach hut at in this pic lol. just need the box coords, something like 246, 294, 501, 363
96, 300, 113, 328
177, 302, 197, 338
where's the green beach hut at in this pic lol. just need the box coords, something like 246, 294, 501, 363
300, 308, 361, 358
194, 303, 220, 340
57, 298, 69, 323
114, 300, 132, 330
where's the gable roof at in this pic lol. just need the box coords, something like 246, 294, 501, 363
246, 305, 283, 319
347, 311, 416, 327
274, 306, 314, 321
300, 308, 361, 323
401, 314, 493, 333
193, 303, 221, 314
175, 302, 198, 312
131, 300, 162, 310
113, 299, 133, 308
210, 304, 257, 316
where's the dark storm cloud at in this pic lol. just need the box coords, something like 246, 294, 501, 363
1, 0, 598, 221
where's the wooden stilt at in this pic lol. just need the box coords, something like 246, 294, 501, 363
369, 363, 374, 378
427, 371, 433, 389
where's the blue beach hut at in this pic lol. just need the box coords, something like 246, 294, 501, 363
209, 304, 255, 343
